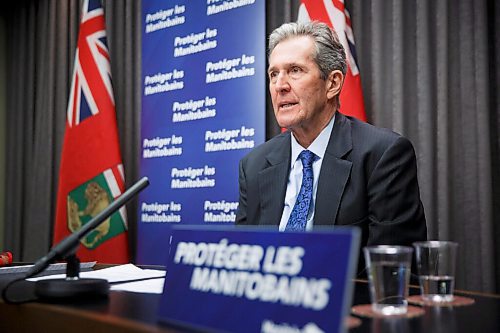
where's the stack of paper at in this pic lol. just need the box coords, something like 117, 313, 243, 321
29, 264, 166, 294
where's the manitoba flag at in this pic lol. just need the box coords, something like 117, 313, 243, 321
298, 0, 367, 121
54, 0, 129, 263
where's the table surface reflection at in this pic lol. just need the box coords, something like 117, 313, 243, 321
350, 280, 500, 333
1, 271, 499, 333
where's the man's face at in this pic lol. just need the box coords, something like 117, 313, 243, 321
268, 36, 331, 131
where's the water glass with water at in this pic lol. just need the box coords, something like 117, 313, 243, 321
363, 246, 413, 315
413, 241, 458, 303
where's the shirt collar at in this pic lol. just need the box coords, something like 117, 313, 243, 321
290, 113, 336, 166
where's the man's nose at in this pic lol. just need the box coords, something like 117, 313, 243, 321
274, 72, 290, 92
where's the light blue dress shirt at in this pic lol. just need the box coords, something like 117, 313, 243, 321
279, 114, 335, 231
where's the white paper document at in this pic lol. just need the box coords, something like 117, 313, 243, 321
0, 261, 96, 275
110, 276, 166, 294
28, 264, 166, 294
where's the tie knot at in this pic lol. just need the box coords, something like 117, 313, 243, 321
299, 150, 316, 168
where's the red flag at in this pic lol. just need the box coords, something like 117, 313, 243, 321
54, 0, 129, 263
298, 0, 367, 121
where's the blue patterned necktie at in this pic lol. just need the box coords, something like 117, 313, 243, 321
286, 150, 316, 231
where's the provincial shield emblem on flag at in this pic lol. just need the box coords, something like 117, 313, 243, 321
66, 171, 127, 250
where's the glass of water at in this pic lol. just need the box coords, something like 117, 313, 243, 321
363, 246, 413, 315
413, 241, 458, 303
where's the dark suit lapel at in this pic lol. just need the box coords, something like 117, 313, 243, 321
315, 113, 353, 226
258, 134, 290, 226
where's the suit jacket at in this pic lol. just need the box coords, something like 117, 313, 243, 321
236, 112, 427, 252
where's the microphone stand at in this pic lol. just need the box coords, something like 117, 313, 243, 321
34, 254, 111, 300
27, 177, 150, 301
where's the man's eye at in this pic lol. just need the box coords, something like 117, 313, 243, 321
290, 67, 302, 74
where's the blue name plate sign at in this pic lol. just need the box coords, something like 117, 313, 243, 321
158, 227, 360, 333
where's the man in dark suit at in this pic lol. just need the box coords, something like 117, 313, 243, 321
235, 21, 427, 268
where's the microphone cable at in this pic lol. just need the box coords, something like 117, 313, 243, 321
2, 276, 38, 304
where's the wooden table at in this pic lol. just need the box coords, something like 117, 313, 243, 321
1, 270, 499, 332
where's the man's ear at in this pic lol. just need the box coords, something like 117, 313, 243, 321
326, 70, 344, 100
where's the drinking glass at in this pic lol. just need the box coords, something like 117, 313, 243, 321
413, 241, 458, 303
363, 246, 413, 315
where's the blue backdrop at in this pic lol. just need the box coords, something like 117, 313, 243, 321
138, 0, 266, 264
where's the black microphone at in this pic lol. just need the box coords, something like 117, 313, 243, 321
27, 177, 149, 300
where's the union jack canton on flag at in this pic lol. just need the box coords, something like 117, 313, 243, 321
67, 0, 114, 127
